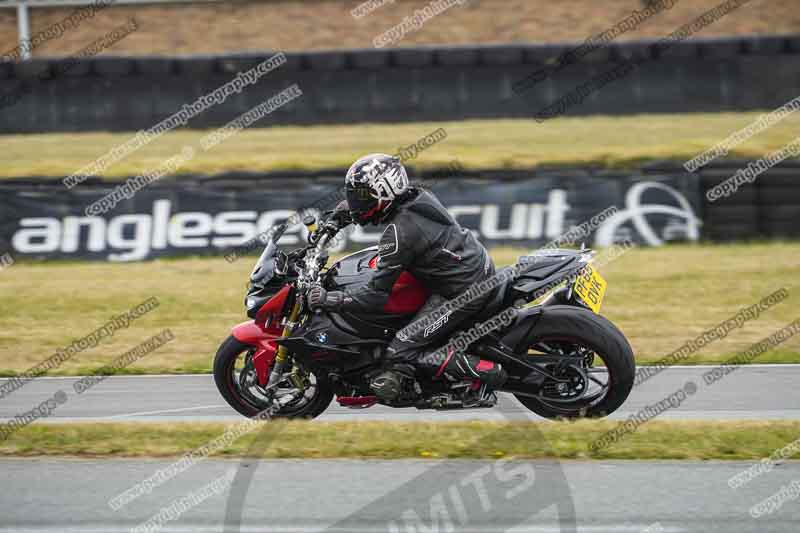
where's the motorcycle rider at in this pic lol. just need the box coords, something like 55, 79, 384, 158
307, 153, 507, 402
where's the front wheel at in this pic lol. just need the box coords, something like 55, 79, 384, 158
510, 306, 635, 419
213, 335, 333, 419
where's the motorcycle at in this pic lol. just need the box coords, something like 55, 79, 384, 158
214, 213, 635, 420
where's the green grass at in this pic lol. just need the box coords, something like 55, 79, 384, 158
3, 420, 800, 460
0, 242, 797, 376
1, 113, 799, 178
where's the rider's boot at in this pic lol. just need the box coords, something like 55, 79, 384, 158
370, 347, 508, 402
417, 346, 508, 388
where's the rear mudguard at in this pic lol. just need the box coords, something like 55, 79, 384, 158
499, 283, 589, 351
498, 306, 545, 354
498, 295, 585, 353
231, 320, 281, 386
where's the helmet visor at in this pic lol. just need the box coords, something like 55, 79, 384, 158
346, 182, 379, 224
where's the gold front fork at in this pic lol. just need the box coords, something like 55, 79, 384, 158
275, 298, 302, 365
277, 298, 309, 392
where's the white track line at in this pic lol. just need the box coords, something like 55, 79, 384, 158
106, 404, 227, 419
0, 526, 688, 533
1, 364, 799, 382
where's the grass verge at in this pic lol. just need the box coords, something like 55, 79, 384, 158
0, 242, 798, 376
1, 113, 799, 179
2, 420, 799, 460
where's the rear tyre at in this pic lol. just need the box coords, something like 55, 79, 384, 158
213, 335, 333, 419
512, 306, 635, 419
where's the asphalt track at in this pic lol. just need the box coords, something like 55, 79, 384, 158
1, 458, 798, 532
2, 365, 800, 423
3, 366, 800, 533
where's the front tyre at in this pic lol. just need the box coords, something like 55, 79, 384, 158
213, 335, 333, 419
512, 306, 635, 419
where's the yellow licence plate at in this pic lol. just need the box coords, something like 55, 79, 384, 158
573, 265, 607, 313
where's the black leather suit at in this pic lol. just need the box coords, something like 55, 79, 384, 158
335, 188, 500, 370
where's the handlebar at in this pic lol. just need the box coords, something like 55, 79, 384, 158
299, 232, 331, 290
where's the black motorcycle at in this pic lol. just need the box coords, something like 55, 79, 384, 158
214, 214, 635, 420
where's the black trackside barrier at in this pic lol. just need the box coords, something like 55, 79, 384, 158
0, 35, 798, 133
1, 162, 798, 262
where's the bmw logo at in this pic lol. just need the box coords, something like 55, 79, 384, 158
316, 333, 328, 344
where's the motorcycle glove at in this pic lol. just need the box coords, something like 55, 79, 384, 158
310, 220, 340, 244
331, 199, 353, 226
307, 284, 349, 310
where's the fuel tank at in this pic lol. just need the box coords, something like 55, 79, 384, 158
325, 246, 430, 330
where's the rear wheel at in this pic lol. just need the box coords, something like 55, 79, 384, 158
511, 306, 635, 419
213, 335, 333, 419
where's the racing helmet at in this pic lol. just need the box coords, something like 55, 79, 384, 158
344, 153, 409, 225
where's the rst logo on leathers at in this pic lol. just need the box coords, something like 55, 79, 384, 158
423, 311, 450, 337
378, 223, 399, 257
